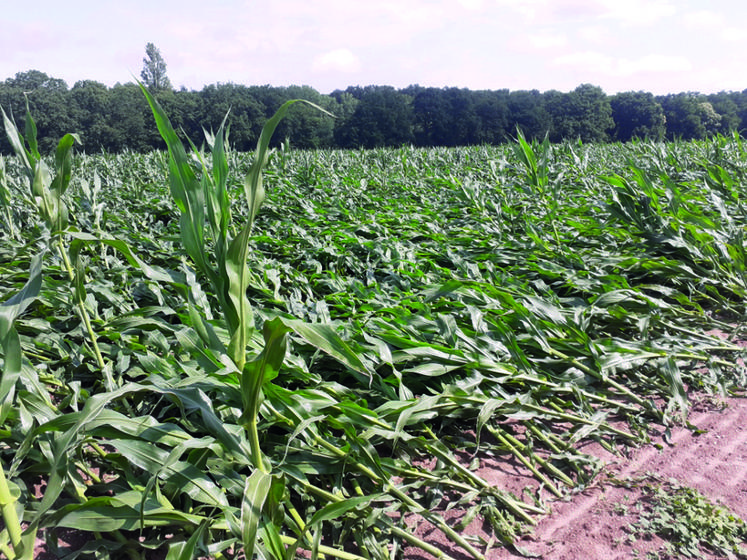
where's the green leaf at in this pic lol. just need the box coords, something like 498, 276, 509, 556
0, 251, 44, 423
261, 521, 286, 560
111, 438, 229, 507
1, 107, 33, 173
23, 99, 39, 161
51, 132, 80, 197
225, 224, 256, 366
165, 519, 209, 560
277, 317, 372, 380
241, 318, 290, 431
226, 99, 332, 368
50, 502, 206, 532
662, 356, 688, 412
241, 469, 272, 560
243, 99, 331, 229
65, 231, 179, 284
306, 494, 378, 527
139, 81, 209, 276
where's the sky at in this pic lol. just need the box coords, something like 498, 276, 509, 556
2, 0, 745, 95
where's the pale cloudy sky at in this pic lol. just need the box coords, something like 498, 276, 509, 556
2, 0, 745, 95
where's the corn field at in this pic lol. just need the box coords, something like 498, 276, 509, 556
0, 92, 746, 560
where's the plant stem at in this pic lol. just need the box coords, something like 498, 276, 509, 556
278, 535, 370, 560
392, 463, 515, 496
387, 524, 461, 560
526, 402, 636, 440
0, 536, 15, 560
526, 422, 566, 454
285, 474, 463, 560
247, 414, 267, 473
314, 436, 487, 560
486, 425, 562, 496
0, 462, 23, 559
420, 433, 542, 522
499, 428, 575, 487
545, 346, 650, 408
563, 387, 641, 413
661, 320, 745, 348
243, 360, 269, 473
56, 240, 111, 388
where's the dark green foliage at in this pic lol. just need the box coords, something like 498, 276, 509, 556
707, 92, 741, 135
334, 85, 415, 148
474, 89, 511, 144
658, 93, 710, 140
624, 474, 747, 558
545, 84, 614, 142
108, 82, 158, 151
270, 86, 337, 149
507, 89, 552, 141
2, 71, 747, 153
0, 71, 73, 153
199, 83, 266, 151
410, 86, 481, 146
610, 91, 666, 141
69, 80, 117, 152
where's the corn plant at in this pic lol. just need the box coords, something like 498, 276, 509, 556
2, 109, 747, 560
0, 157, 16, 239
1, 104, 114, 390
138, 86, 397, 558
512, 128, 565, 249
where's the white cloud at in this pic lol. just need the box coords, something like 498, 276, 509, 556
556, 51, 691, 76
528, 33, 568, 49
681, 9, 724, 29
491, 0, 544, 22
600, 0, 676, 26
617, 55, 692, 74
722, 27, 747, 42
493, 0, 675, 25
312, 49, 361, 73
457, 0, 484, 10
577, 25, 611, 45
379, 0, 448, 28
679, 7, 747, 43
555, 51, 612, 73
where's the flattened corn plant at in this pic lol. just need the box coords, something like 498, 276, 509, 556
0, 92, 746, 560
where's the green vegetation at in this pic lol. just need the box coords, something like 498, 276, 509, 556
2, 67, 747, 153
617, 474, 747, 559
0, 92, 746, 559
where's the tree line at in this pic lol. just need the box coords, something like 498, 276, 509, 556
1, 70, 746, 154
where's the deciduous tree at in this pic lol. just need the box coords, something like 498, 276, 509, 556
334, 86, 414, 148
659, 93, 707, 140
546, 84, 613, 142
610, 91, 666, 141
141, 43, 172, 92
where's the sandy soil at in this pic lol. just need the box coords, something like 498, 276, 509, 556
405, 394, 747, 560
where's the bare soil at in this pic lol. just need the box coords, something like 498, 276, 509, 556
404, 394, 747, 560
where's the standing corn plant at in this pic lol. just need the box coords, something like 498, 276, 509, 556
0, 157, 17, 239
1, 103, 115, 390
139, 85, 375, 558
512, 128, 564, 249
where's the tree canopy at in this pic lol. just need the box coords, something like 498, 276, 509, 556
610, 91, 666, 142
141, 43, 172, 92
1, 66, 746, 154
